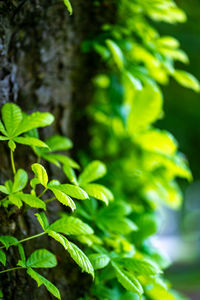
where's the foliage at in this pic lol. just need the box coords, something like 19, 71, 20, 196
78, 0, 199, 299
0, 0, 199, 299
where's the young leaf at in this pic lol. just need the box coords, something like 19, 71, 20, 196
114, 257, 161, 276
8, 140, 16, 151
64, 0, 73, 15
14, 137, 49, 148
49, 216, 93, 235
173, 70, 200, 92
49, 188, 76, 211
27, 267, 61, 299
63, 165, 78, 185
12, 169, 28, 193
0, 120, 8, 136
14, 111, 54, 136
45, 135, 73, 151
125, 71, 143, 90
88, 253, 110, 270
82, 184, 113, 205
78, 161, 107, 185
43, 153, 79, 169
9, 194, 23, 208
106, 39, 124, 70
20, 194, 46, 209
26, 249, 57, 268
66, 240, 94, 277
0, 185, 9, 194
0, 236, 18, 249
18, 244, 26, 264
0, 250, 6, 266
35, 212, 49, 231
48, 183, 88, 200
0, 136, 9, 140
47, 231, 94, 277
112, 262, 143, 296
1, 103, 22, 137
32, 163, 48, 188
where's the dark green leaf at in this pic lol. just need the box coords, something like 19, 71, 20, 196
26, 249, 57, 268
0, 250, 6, 266
27, 268, 61, 299
0, 236, 18, 249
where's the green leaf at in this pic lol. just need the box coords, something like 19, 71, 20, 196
0, 120, 8, 136
63, 165, 78, 185
88, 253, 110, 270
18, 244, 26, 264
14, 137, 49, 148
64, 0, 73, 15
125, 71, 142, 90
4, 180, 13, 194
26, 249, 57, 268
78, 160, 107, 185
43, 153, 79, 169
97, 216, 138, 234
27, 268, 61, 299
48, 183, 88, 200
45, 135, 73, 151
114, 257, 161, 276
1, 103, 22, 137
112, 262, 143, 296
49, 216, 93, 235
32, 163, 48, 188
0, 236, 18, 249
9, 194, 23, 208
127, 84, 163, 133
13, 169, 28, 192
30, 178, 40, 189
49, 187, 76, 211
0, 136, 9, 140
173, 70, 200, 92
66, 240, 94, 277
135, 129, 177, 155
35, 212, 49, 231
106, 39, 124, 70
20, 193, 46, 209
47, 231, 94, 277
0, 185, 9, 194
14, 112, 54, 136
83, 183, 113, 205
0, 250, 6, 266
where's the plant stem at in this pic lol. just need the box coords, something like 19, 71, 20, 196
44, 197, 56, 203
0, 267, 24, 274
38, 188, 47, 198
10, 150, 16, 175
0, 232, 46, 250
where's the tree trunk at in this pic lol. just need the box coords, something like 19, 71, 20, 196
0, 0, 115, 299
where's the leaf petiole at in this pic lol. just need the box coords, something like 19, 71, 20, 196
0, 266, 24, 274
38, 188, 47, 198
0, 232, 46, 250
44, 197, 56, 204
10, 149, 16, 175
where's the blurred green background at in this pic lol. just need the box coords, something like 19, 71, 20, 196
155, 0, 200, 298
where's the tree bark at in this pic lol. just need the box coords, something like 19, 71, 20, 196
0, 0, 115, 299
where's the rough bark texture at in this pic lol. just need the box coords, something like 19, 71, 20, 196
0, 0, 115, 299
